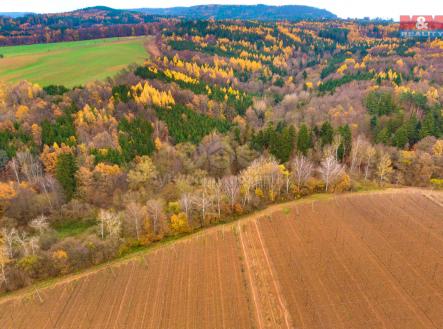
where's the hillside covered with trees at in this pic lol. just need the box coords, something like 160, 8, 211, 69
0, 7, 163, 46
0, 16, 442, 293
135, 4, 336, 20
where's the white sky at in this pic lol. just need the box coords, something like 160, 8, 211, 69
0, 0, 441, 19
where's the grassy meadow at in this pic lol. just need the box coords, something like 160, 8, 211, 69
0, 37, 149, 87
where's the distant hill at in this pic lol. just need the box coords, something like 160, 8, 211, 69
0, 7, 161, 46
0, 5, 336, 46
134, 4, 336, 20
0, 12, 32, 18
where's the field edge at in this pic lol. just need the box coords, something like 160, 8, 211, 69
0, 186, 437, 304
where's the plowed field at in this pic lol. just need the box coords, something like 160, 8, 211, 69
1, 189, 442, 329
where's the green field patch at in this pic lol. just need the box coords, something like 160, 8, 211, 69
53, 219, 97, 239
0, 37, 149, 87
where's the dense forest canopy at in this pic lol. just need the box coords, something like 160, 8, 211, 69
0, 13, 442, 293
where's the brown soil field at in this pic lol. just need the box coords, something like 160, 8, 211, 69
0, 189, 442, 329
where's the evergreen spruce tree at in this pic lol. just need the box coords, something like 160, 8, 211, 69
297, 124, 312, 155
338, 124, 352, 158
405, 115, 419, 145
320, 121, 334, 147
375, 127, 390, 145
392, 125, 409, 148
269, 126, 293, 163
118, 117, 154, 162
420, 112, 437, 139
56, 153, 78, 200
370, 115, 378, 130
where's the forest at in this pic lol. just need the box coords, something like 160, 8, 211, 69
0, 7, 162, 46
0, 16, 442, 293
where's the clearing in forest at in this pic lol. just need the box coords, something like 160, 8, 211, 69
0, 37, 149, 87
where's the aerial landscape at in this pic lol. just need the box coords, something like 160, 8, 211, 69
0, 1, 442, 328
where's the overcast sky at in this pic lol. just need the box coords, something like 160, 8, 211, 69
1, 1, 441, 19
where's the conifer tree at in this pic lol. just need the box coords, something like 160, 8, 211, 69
296, 124, 312, 155
56, 153, 78, 200
320, 121, 334, 147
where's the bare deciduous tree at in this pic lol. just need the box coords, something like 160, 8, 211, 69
125, 202, 146, 240
207, 178, 223, 218
1, 228, 17, 259
377, 153, 393, 184
98, 209, 121, 240
319, 155, 344, 192
222, 176, 239, 210
364, 145, 376, 180
291, 155, 313, 189
350, 135, 362, 173
10, 158, 21, 184
179, 193, 193, 221
192, 178, 213, 227
16, 151, 42, 184
37, 175, 57, 210
28, 236, 39, 255
30, 215, 49, 235
15, 231, 30, 256
332, 134, 342, 160
146, 199, 165, 235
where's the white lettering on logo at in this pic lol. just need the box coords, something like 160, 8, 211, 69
416, 16, 429, 29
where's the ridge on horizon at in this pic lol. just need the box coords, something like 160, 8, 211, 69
1, 4, 337, 20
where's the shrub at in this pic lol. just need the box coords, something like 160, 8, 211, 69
43, 85, 69, 96
234, 203, 244, 214
170, 212, 191, 234
430, 178, 443, 190
305, 177, 325, 193
167, 201, 181, 214
17, 255, 41, 277
331, 174, 351, 193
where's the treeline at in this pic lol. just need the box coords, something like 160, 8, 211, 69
0, 6, 162, 46
0, 23, 161, 46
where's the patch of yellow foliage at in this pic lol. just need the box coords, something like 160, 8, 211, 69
94, 163, 122, 176
0, 182, 16, 200
132, 82, 175, 108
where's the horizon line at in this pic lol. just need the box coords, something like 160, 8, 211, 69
0, 4, 400, 20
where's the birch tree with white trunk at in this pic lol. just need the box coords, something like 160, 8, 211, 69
1, 228, 16, 259
207, 178, 223, 218
192, 178, 213, 227
146, 199, 165, 235
179, 193, 193, 221
98, 209, 122, 240
319, 155, 344, 192
291, 155, 313, 189
222, 176, 240, 211
125, 202, 146, 240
